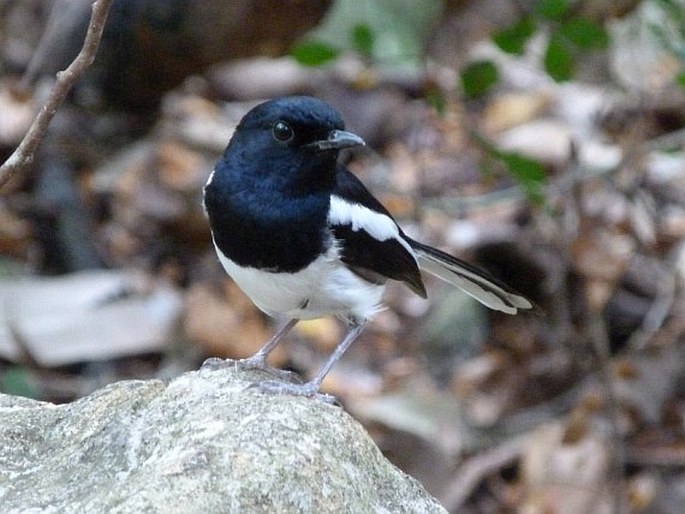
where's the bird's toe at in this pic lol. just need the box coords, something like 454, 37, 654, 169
250, 380, 338, 404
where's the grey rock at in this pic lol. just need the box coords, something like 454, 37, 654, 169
0, 367, 445, 513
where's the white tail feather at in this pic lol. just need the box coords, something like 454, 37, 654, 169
413, 245, 533, 315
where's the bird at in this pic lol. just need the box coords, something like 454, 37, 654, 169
203, 96, 533, 402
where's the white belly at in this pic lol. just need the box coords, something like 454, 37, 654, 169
213, 240, 384, 323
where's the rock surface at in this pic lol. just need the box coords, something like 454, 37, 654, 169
0, 366, 445, 513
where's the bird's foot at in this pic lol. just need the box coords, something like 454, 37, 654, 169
250, 380, 338, 404
201, 356, 302, 383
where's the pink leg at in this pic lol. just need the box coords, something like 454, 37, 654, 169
202, 318, 300, 381
254, 323, 366, 403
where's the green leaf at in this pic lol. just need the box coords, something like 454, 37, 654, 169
535, 0, 570, 21
544, 34, 574, 81
476, 135, 546, 205
351, 23, 375, 56
499, 152, 546, 205
460, 60, 499, 99
425, 90, 447, 116
291, 41, 340, 67
677, 71, 685, 89
559, 17, 609, 49
0, 367, 37, 398
655, 0, 685, 22
493, 17, 537, 55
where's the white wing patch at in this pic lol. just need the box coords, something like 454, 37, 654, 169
204, 168, 216, 188
328, 195, 414, 255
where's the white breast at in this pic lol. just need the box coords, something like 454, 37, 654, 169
212, 238, 384, 324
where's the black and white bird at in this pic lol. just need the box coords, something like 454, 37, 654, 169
203, 96, 533, 401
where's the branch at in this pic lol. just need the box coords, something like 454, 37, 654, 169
440, 437, 525, 511
0, 0, 113, 190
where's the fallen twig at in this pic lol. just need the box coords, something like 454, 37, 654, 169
440, 437, 526, 511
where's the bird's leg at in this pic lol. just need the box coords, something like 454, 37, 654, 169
255, 322, 366, 403
202, 318, 300, 381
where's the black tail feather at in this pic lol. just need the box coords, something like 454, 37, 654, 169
407, 239, 533, 314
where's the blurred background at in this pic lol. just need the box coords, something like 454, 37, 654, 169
1, 0, 685, 511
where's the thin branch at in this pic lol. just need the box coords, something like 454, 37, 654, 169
0, 0, 113, 190
440, 437, 526, 512
586, 313, 629, 514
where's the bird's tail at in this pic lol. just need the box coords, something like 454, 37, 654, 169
408, 239, 533, 315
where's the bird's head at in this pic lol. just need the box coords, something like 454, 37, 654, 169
218, 96, 365, 192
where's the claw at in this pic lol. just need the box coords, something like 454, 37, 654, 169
201, 357, 231, 371
251, 380, 338, 404
202, 320, 361, 406
201, 356, 302, 383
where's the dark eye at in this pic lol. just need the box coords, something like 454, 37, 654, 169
272, 121, 294, 142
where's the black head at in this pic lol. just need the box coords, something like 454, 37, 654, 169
235, 96, 364, 151
204, 97, 365, 271
217, 96, 365, 193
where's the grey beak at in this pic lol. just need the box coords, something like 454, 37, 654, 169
307, 130, 366, 151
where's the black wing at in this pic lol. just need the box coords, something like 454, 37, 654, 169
330, 166, 426, 298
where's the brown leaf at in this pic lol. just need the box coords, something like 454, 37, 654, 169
482, 92, 551, 134
183, 281, 274, 362
156, 142, 206, 193
521, 423, 613, 514
570, 230, 634, 310
0, 271, 182, 366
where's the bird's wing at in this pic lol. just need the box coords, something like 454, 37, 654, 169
330, 166, 426, 298
331, 166, 534, 314
407, 238, 533, 314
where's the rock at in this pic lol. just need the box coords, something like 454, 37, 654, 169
0, 367, 445, 513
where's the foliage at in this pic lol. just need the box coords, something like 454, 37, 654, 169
460, 60, 500, 99
0, 367, 37, 399
291, 0, 443, 67
292, 0, 609, 89
290, 41, 340, 67
290, 0, 555, 205
489, 0, 609, 82
650, 0, 685, 88
492, 17, 537, 55
457, 0, 612, 200
477, 136, 547, 206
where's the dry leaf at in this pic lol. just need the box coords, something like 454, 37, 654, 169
183, 281, 273, 362
520, 423, 613, 514
0, 271, 182, 366
482, 91, 551, 134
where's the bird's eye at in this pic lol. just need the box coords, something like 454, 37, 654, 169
272, 121, 294, 143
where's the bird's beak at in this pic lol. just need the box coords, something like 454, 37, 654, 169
307, 130, 366, 151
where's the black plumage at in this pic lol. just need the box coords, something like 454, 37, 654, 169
203, 96, 533, 401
